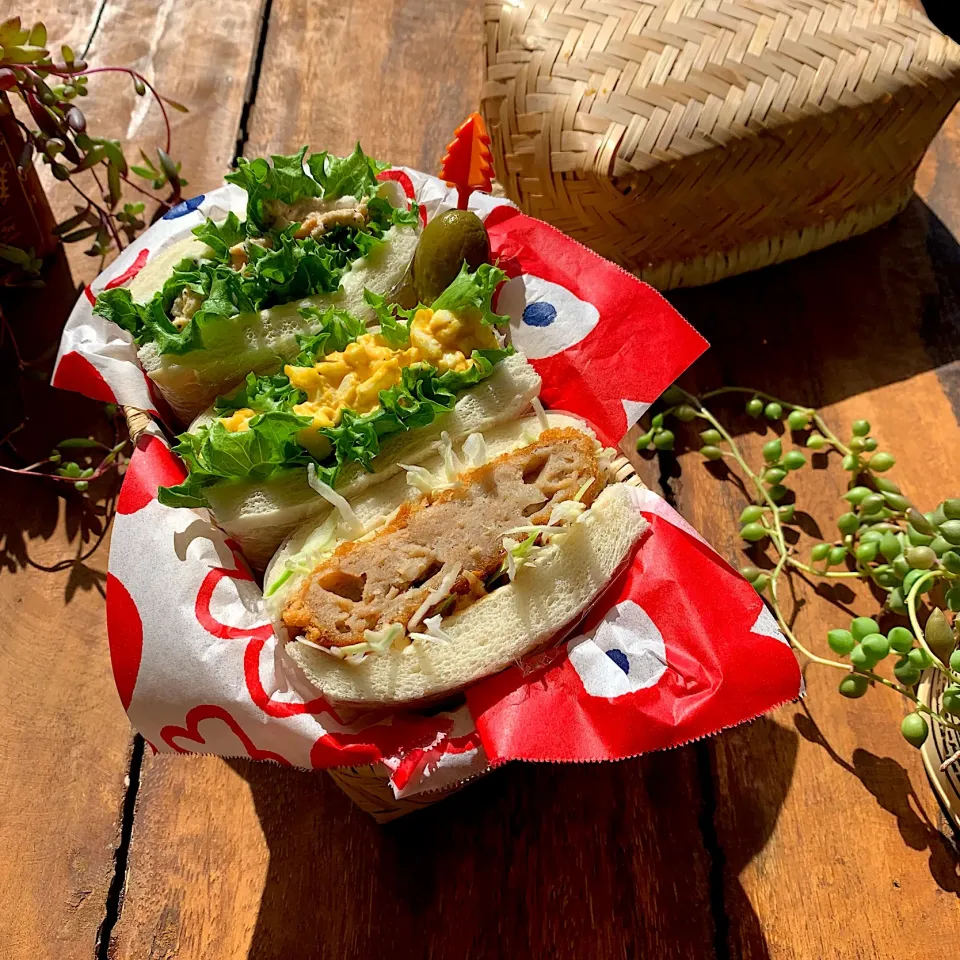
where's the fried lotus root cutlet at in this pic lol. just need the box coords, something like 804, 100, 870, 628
281, 428, 603, 648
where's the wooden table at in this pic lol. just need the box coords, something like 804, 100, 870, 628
4, 2, 960, 958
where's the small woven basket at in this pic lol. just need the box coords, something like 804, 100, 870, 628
481, 0, 960, 289
122, 405, 642, 820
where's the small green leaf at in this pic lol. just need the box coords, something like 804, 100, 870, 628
58, 437, 107, 449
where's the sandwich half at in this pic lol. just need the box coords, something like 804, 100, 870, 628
94, 145, 420, 421
266, 413, 647, 707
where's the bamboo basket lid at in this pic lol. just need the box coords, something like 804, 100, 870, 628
481, 0, 960, 289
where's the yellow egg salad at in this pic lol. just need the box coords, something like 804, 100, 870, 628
219, 307, 499, 436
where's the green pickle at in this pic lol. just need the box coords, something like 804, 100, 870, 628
413, 210, 491, 303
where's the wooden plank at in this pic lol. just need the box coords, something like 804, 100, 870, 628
0, 251, 134, 960
110, 3, 716, 957
2, 3, 265, 958
113, 750, 716, 960
664, 107, 960, 958
13, 0, 266, 287
244, 0, 486, 169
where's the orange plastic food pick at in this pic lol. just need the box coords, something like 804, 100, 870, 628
439, 112, 493, 209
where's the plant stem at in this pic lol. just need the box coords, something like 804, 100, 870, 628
64, 177, 122, 250
785, 556, 862, 579
673, 388, 851, 671
45, 65, 173, 153
857, 668, 960, 731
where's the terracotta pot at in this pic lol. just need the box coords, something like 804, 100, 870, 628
0, 97, 58, 260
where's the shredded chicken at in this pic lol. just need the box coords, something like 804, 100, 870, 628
282, 428, 604, 648
228, 236, 273, 271
263, 196, 369, 240
170, 287, 206, 330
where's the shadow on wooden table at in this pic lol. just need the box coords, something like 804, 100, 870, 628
794, 701, 960, 896
665, 197, 960, 423
227, 729, 797, 960
0, 246, 121, 592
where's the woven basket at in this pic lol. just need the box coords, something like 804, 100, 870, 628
481, 0, 960, 289
122, 405, 643, 820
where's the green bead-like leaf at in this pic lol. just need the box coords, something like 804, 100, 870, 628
811, 543, 830, 562
787, 409, 810, 430
839, 674, 869, 698
762, 438, 782, 464
837, 513, 860, 536
901, 713, 929, 747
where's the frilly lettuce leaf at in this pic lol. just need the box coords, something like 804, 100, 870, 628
213, 372, 305, 416
292, 306, 367, 365
157, 346, 513, 508
362, 288, 416, 347
157, 411, 337, 509
309, 143, 389, 201
96, 144, 418, 356
224, 147, 320, 232
432, 262, 507, 325
192, 211, 246, 261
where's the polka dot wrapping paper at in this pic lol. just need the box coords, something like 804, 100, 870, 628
54, 167, 801, 800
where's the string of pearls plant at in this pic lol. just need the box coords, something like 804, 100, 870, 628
639, 385, 960, 754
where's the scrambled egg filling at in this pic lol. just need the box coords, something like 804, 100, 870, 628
218, 308, 499, 437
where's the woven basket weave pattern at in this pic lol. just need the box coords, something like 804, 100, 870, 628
482, 0, 960, 288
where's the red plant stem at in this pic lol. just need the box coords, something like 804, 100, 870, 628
44, 65, 172, 153
119, 172, 169, 206
0, 448, 124, 484
65, 176, 123, 250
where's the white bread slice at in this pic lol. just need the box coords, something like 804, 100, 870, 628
203, 351, 542, 569
285, 482, 646, 706
137, 224, 419, 421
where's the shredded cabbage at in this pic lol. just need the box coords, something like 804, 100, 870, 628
296, 636, 331, 653
409, 614, 454, 645
363, 623, 405, 654
531, 396, 550, 432
438, 431, 463, 483
307, 462, 364, 536
265, 569, 293, 598
462, 432, 487, 468
502, 531, 541, 582
408, 562, 462, 629
548, 499, 587, 526
400, 462, 441, 495
574, 478, 595, 502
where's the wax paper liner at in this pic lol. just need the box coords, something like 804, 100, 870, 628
56, 166, 801, 799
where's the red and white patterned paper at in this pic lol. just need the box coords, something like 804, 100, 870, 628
56, 167, 801, 799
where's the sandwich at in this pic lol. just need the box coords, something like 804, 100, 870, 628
156, 263, 541, 568
264, 411, 648, 707
93, 145, 421, 421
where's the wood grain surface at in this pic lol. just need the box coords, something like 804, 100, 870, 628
1, 2, 264, 958
665, 176, 960, 958
0, 253, 133, 960
5, 2, 960, 958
